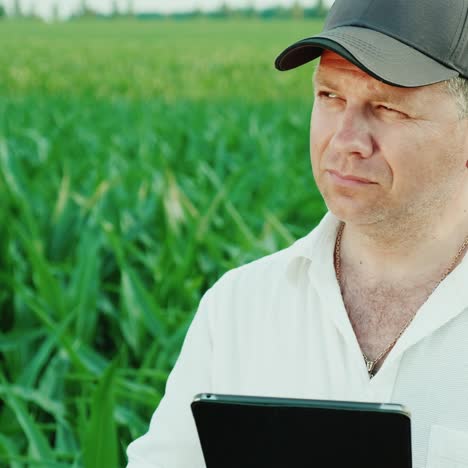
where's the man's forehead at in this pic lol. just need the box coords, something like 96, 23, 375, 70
317, 50, 371, 78
314, 50, 433, 103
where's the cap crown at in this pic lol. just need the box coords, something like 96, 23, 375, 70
325, 0, 468, 77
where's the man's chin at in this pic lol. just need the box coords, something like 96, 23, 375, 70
324, 198, 383, 226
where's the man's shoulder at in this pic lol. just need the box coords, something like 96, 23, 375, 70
211, 224, 322, 296
230, 241, 300, 278
203, 212, 337, 305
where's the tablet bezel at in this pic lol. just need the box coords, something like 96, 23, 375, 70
192, 392, 411, 419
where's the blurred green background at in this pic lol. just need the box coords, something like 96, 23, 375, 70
0, 15, 327, 467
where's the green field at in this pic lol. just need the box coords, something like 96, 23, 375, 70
0, 18, 326, 467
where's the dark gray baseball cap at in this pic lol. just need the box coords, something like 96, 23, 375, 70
275, 0, 468, 87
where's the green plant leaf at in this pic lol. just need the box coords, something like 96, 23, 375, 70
1, 378, 54, 463
81, 355, 120, 468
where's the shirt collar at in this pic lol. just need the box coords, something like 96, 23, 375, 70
285, 212, 468, 309
286, 211, 341, 286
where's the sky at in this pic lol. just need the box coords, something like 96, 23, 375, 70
3, 0, 334, 19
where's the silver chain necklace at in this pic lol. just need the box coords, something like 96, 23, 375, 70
334, 221, 468, 378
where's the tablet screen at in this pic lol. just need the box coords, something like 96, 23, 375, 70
191, 394, 412, 468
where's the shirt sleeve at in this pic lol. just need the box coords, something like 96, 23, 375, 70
126, 287, 215, 468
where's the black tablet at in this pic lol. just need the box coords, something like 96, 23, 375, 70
191, 393, 412, 468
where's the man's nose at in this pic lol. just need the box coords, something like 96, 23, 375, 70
329, 106, 374, 159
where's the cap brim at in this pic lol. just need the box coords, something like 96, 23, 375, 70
275, 26, 459, 87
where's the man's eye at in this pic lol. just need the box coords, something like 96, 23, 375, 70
319, 91, 339, 99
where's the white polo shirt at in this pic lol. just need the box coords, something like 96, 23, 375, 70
126, 212, 468, 468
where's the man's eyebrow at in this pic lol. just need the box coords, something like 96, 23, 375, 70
313, 72, 410, 105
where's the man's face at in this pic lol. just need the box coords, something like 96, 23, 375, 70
310, 51, 468, 229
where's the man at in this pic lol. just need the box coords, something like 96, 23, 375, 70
127, 0, 468, 466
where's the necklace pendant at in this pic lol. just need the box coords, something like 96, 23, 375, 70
365, 357, 376, 377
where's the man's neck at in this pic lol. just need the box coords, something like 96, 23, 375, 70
339, 212, 468, 287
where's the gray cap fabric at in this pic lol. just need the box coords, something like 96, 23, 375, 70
275, 0, 468, 87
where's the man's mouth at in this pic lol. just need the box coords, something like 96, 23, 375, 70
326, 170, 376, 185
